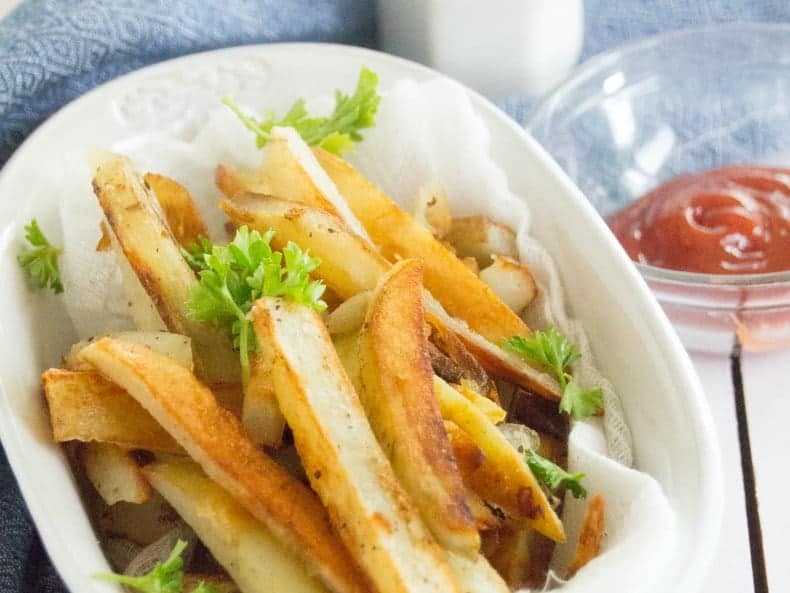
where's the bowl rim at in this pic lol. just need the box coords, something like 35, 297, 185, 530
527, 21, 790, 289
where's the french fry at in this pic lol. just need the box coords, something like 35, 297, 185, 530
358, 259, 478, 555
445, 215, 519, 267
313, 147, 530, 348
217, 128, 368, 238
144, 457, 327, 593
220, 195, 388, 299
64, 331, 193, 372
42, 369, 182, 454
78, 338, 369, 593
242, 353, 286, 447
424, 297, 560, 398
454, 381, 507, 425
143, 173, 209, 247
82, 442, 152, 505
209, 383, 244, 417
221, 194, 559, 398
446, 551, 510, 593
479, 255, 538, 314
92, 152, 239, 384
251, 298, 460, 593
434, 376, 565, 543
428, 317, 498, 401
325, 291, 371, 336
566, 493, 606, 578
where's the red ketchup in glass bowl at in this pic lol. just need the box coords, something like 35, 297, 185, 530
608, 166, 790, 275
607, 166, 790, 351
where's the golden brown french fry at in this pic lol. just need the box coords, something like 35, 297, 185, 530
92, 152, 239, 384
242, 353, 286, 447
209, 383, 244, 417
144, 457, 327, 593
566, 493, 606, 578
325, 291, 372, 336
446, 551, 510, 593
220, 195, 388, 299
424, 298, 559, 399
143, 173, 209, 247
434, 377, 565, 543
78, 338, 370, 593
216, 162, 269, 201
454, 381, 506, 425
82, 442, 151, 505
42, 369, 182, 454
313, 147, 531, 348
445, 215, 519, 267
221, 194, 559, 398
358, 259, 478, 555
251, 298, 461, 593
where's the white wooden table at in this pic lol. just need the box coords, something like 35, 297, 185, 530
696, 348, 788, 593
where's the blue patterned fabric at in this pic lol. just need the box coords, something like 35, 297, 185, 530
0, 1, 788, 591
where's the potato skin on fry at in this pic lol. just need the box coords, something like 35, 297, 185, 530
566, 493, 606, 578
359, 259, 478, 556
92, 153, 239, 384
252, 298, 461, 593
78, 338, 370, 593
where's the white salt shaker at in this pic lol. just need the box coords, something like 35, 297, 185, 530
377, 0, 584, 97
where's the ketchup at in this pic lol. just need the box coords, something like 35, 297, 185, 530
608, 166, 790, 274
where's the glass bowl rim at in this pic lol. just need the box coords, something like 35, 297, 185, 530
526, 21, 790, 289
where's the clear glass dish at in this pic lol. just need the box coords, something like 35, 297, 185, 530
528, 23, 790, 352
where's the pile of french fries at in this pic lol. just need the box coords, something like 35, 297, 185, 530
42, 127, 605, 592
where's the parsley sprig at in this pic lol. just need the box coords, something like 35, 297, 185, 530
504, 328, 603, 420
184, 226, 326, 386
526, 449, 587, 500
224, 66, 381, 155
17, 219, 63, 294
95, 539, 217, 593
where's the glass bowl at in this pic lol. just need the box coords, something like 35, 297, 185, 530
527, 24, 790, 352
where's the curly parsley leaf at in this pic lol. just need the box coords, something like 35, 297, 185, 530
224, 66, 380, 155
17, 219, 64, 294
560, 379, 604, 421
185, 226, 326, 386
95, 539, 186, 593
526, 449, 587, 500
504, 328, 603, 420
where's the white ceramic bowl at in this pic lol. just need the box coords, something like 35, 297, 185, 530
0, 44, 720, 592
